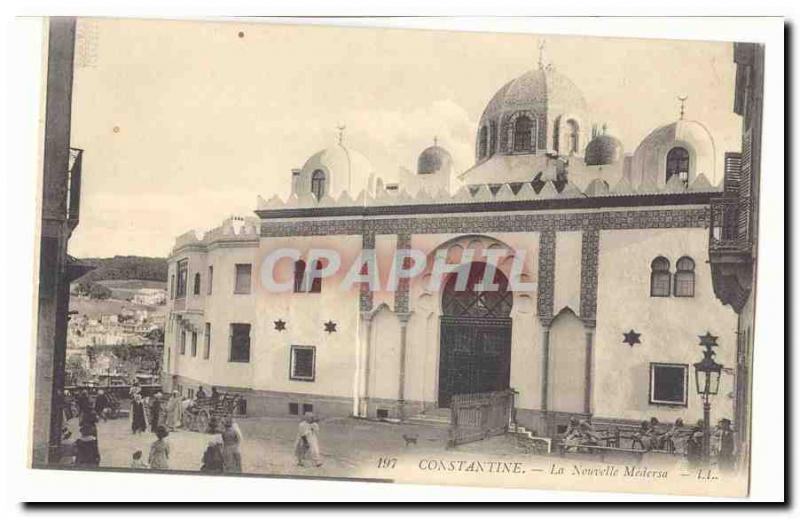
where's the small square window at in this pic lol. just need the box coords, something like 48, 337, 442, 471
290, 346, 316, 381
288, 402, 299, 415
302, 403, 314, 414
234, 264, 252, 294
650, 363, 688, 406
376, 409, 389, 419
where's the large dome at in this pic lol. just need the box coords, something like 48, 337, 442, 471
629, 119, 717, 187
481, 67, 588, 122
475, 66, 592, 163
297, 143, 374, 198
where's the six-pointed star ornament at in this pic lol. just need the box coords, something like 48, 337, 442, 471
273, 319, 286, 332
622, 329, 642, 347
324, 320, 337, 334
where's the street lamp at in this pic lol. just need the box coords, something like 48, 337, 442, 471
693, 332, 723, 462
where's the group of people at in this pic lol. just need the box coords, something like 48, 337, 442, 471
69, 382, 325, 473
128, 383, 221, 435
562, 415, 736, 470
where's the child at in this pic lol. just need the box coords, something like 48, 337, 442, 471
148, 425, 170, 469
201, 435, 224, 473
74, 424, 101, 467
130, 450, 148, 469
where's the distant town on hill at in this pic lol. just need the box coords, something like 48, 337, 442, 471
75, 256, 168, 283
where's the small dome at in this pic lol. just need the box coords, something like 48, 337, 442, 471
417, 145, 453, 175
297, 143, 374, 198
630, 119, 717, 187
584, 134, 623, 166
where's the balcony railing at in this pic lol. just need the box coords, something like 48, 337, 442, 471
709, 196, 752, 254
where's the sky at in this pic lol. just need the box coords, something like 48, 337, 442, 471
67, 18, 741, 258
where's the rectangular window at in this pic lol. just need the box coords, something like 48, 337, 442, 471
234, 264, 252, 294
191, 331, 198, 357
288, 402, 299, 415
176, 259, 188, 298
208, 266, 214, 295
290, 345, 316, 381
649, 363, 688, 406
229, 323, 251, 362
180, 330, 186, 355
204, 323, 211, 359
302, 403, 314, 414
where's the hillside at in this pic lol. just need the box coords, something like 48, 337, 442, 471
75, 256, 168, 283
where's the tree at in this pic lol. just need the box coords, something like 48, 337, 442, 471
88, 282, 112, 299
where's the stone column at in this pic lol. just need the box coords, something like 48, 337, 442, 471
582, 319, 596, 415
357, 311, 374, 418
397, 312, 412, 420
540, 319, 552, 413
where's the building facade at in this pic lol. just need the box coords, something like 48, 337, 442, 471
164, 54, 741, 437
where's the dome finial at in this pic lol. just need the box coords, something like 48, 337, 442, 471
677, 95, 688, 120
433, 135, 438, 147
336, 123, 346, 145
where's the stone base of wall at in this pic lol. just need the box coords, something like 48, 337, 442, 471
364, 397, 427, 420
171, 374, 353, 418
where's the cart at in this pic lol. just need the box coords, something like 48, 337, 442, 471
183, 393, 243, 433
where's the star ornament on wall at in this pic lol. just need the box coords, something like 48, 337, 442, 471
273, 319, 286, 332
324, 320, 337, 334
622, 329, 642, 347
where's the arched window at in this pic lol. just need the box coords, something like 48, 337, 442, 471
567, 119, 580, 154
293, 259, 323, 293
478, 126, 488, 159
293, 260, 306, 293
310, 169, 326, 200
650, 256, 671, 297
488, 120, 497, 156
666, 147, 690, 185
674, 257, 696, 297
193, 273, 201, 295
513, 115, 533, 152
310, 260, 323, 293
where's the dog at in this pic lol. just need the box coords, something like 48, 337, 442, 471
402, 434, 418, 446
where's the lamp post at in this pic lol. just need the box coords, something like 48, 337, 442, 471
693, 332, 723, 462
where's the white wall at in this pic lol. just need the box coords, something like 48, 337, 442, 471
594, 227, 738, 423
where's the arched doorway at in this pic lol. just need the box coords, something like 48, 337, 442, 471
438, 262, 513, 407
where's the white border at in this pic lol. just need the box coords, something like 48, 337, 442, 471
1, 9, 786, 507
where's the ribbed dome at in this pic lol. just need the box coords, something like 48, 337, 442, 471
297, 143, 374, 198
480, 67, 588, 123
417, 145, 453, 175
585, 134, 623, 166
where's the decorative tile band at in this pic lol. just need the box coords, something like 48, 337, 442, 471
537, 230, 556, 320
260, 207, 709, 238
580, 228, 600, 321
360, 232, 375, 312
394, 232, 412, 314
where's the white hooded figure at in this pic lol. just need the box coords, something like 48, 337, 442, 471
294, 412, 322, 467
